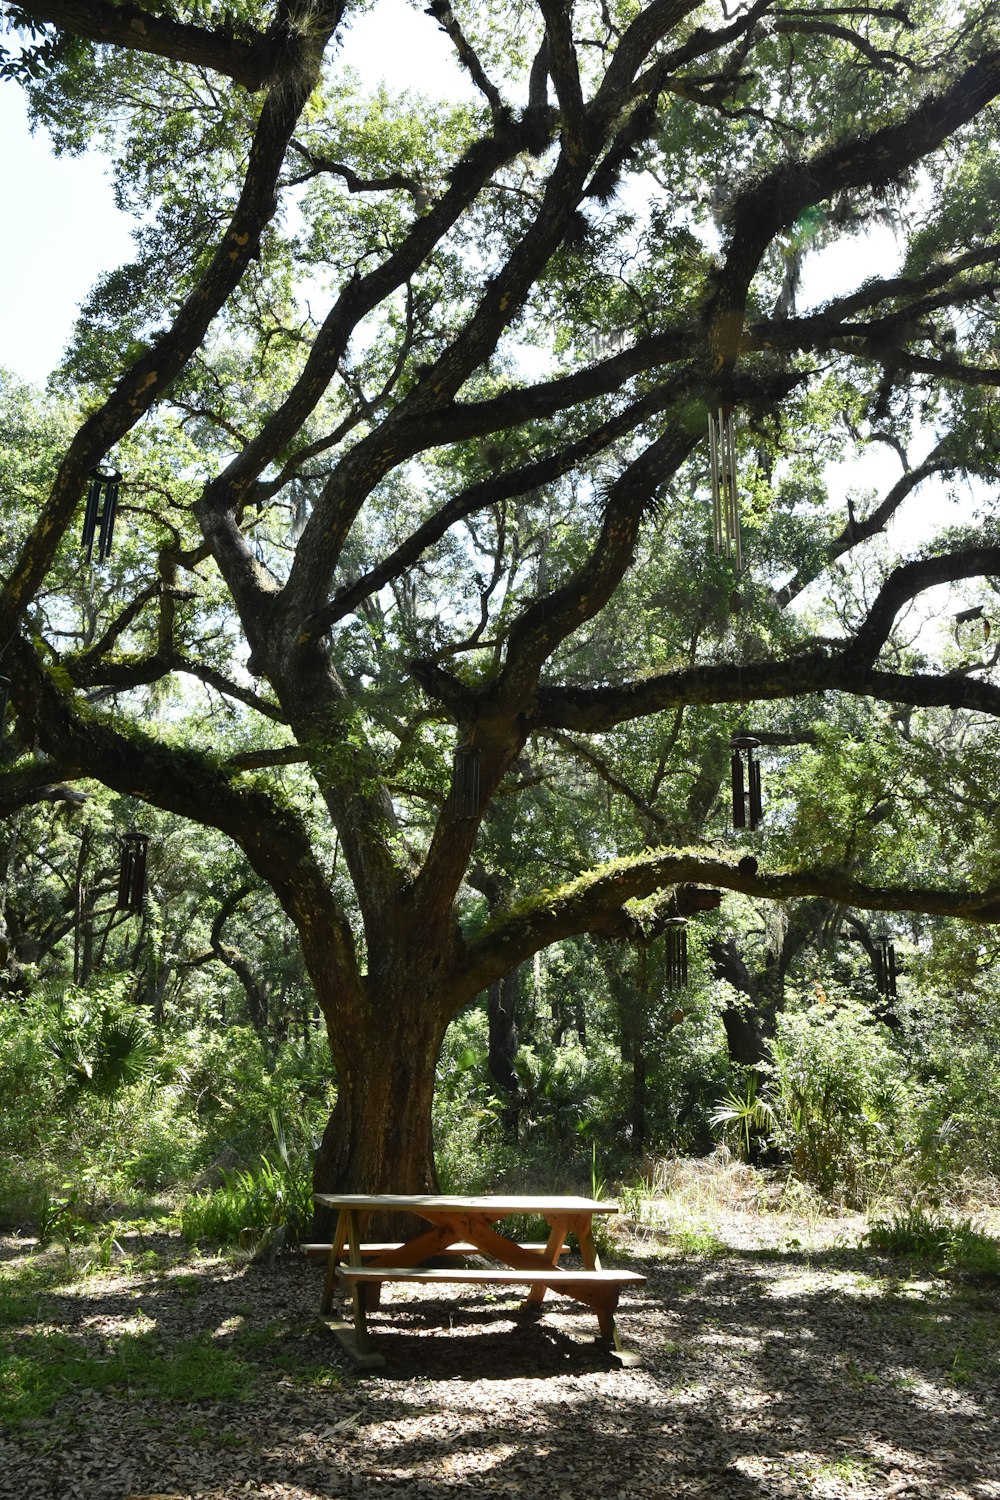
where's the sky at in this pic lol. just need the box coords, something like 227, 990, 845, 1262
0, 82, 134, 384
0, 0, 468, 386
0, 0, 900, 389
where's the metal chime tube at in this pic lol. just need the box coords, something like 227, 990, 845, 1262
723, 408, 742, 571
730, 736, 762, 831
664, 918, 688, 991
708, 411, 723, 554
708, 408, 741, 563
450, 744, 481, 819
116, 832, 149, 913
82, 470, 121, 564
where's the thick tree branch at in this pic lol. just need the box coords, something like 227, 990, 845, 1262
2, 3, 341, 641
225, 746, 308, 771
707, 46, 1000, 371
537, 0, 587, 150
0, 764, 88, 815
425, 0, 506, 118
6, 633, 361, 999
534, 647, 1000, 732
459, 847, 1000, 994
847, 545, 1000, 664
8, 0, 290, 90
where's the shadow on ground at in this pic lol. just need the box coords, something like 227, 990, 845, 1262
1, 1230, 998, 1500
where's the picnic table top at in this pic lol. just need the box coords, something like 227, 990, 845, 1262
312, 1192, 620, 1215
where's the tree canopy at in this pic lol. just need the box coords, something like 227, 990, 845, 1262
2, 0, 1000, 1190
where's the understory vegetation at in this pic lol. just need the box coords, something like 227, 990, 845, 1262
2, 916, 998, 1254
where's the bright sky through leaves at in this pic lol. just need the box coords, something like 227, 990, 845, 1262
0, 0, 473, 385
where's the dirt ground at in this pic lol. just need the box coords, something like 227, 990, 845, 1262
2, 1201, 999, 1500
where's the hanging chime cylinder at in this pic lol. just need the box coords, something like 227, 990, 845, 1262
448, 743, 481, 819
708, 407, 741, 569
116, 832, 149, 913
664, 917, 688, 991
730, 735, 762, 830
874, 936, 897, 998
82, 469, 122, 564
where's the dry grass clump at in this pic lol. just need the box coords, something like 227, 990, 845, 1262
612, 1149, 866, 1253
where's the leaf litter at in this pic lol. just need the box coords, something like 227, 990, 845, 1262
1, 1206, 998, 1500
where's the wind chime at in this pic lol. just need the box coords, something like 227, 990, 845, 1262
708, 406, 742, 569
116, 831, 149, 914
664, 916, 688, 991
81, 469, 122, 564
448, 743, 481, 819
954, 605, 991, 645
873, 934, 898, 998
730, 735, 763, 830
0, 675, 9, 741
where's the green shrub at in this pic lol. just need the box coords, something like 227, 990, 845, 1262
761, 992, 910, 1202
866, 1207, 1000, 1276
180, 1112, 313, 1251
709, 1069, 773, 1160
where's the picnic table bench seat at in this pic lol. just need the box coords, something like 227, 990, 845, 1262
333, 1265, 644, 1285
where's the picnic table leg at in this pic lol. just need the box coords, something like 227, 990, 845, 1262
320, 1210, 349, 1315
577, 1218, 602, 1272
593, 1286, 621, 1347
344, 1207, 382, 1319
579, 1228, 641, 1367
521, 1217, 570, 1314
321, 1208, 386, 1370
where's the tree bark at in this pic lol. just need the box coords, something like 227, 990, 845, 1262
311, 969, 453, 1229
487, 969, 521, 1138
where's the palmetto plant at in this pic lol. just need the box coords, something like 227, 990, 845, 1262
709, 1071, 774, 1161
48, 1011, 156, 1099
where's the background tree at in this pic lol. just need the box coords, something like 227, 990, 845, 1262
2, 0, 1000, 1199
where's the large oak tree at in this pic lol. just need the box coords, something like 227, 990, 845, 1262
2, 0, 1000, 1193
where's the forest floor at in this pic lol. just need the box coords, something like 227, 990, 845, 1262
2, 1166, 999, 1500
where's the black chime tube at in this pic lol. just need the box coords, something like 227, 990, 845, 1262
82, 475, 102, 561
873, 936, 898, 997
731, 749, 746, 829
99, 474, 119, 562
748, 751, 762, 831
731, 736, 762, 831
450, 744, 481, 819
117, 833, 148, 913
82, 471, 121, 564
664, 919, 688, 990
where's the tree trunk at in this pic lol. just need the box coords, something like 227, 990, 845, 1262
487, 968, 521, 1137
711, 935, 775, 1070
311, 982, 453, 1233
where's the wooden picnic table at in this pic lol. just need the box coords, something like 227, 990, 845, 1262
310, 1192, 645, 1369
